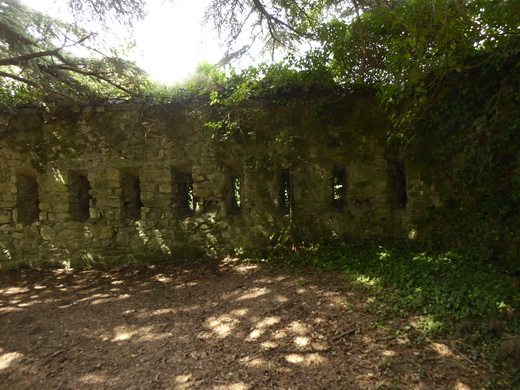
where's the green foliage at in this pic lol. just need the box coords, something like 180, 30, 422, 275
242, 239, 520, 381
244, 240, 520, 329
0, 0, 149, 111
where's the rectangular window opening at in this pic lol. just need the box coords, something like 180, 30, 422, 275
395, 162, 408, 209
231, 177, 242, 211
69, 170, 92, 222
280, 170, 292, 214
175, 172, 195, 214
332, 168, 347, 210
122, 169, 143, 221
16, 172, 39, 224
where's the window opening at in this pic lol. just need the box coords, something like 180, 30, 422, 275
395, 162, 408, 208
176, 173, 195, 213
231, 177, 242, 210
122, 169, 143, 221
69, 171, 91, 221
280, 170, 291, 214
332, 168, 346, 209
16, 173, 39, 223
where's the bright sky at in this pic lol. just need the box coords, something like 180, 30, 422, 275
22, 0, 223, 85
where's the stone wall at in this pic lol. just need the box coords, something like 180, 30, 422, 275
0, 97, 439, 269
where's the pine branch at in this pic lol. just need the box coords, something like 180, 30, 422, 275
0, 70, 88, 104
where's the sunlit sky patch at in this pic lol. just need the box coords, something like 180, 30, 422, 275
22, 0, 223, 85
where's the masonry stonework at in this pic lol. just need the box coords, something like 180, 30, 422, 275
0, 97, 439, 269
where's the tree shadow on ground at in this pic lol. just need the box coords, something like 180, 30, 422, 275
0, 258, 496, 389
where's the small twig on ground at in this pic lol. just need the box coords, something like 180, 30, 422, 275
331, 327, 358, 342
40, 349, 66, 368
448, 344, 475, 365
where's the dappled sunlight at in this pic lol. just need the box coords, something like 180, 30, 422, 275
135, 221, 172, 255
430, 342, 454, 357
260, 340, 279, 350
273, 294, 289, 303
235, 287, 270, 301
174, 281, 199, 289
204, 314, 241, 338
0, 352, 23, 370
255, 275, 289, 284
148, 308, 177, 317
454, 380, 472, 390
15, 300, 41, 308
74, 292, 131, 306
154, 274, 173, 283
293, 336, 310, 347
287, 320, 309, 335
246, 316, 280, 341
0, 306, 24, 315
174, 374, 193, 389
78, 373, 109, 385
0, 259, 498, 389
51, 167, 66, 184
227, 260, 260, 275
212, 382, 251, 390
111, 326, 138, 342
284, 353, 326, 365
0, 248, 12, 260
0, 286, 30, 295
109, 324, 170, 344
177, 304, 204, 313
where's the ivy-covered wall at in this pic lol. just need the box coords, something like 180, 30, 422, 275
0, 97, 439, 269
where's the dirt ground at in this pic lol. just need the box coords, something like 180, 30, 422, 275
0, 258, 498, 389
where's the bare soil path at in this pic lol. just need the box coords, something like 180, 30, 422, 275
0, 258, 495, 389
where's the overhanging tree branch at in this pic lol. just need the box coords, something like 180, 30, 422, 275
0, 21, 35, 46
0, 49, 63, 66
250, 0, 309, 39
51, 65, 139, 96
0, 70, 88, 104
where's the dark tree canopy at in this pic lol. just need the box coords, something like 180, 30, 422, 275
0, 0, 148, 109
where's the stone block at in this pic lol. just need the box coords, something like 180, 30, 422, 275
106, 168, 121, 181
38, 202, 50, 211
158, 184, 172, 193
89, 225, 114, 239
194, 188, 212, 198
146, 169, 172, 182
12, 232, 24, 240
193, 173, 206, 182
107, 180, 122, 189
141, 191, 155, 201
89, 208, 100, 219
50, 203, 69, 213
208, 172, 226, 183
145, 200, 171, 208
0, 214, 11, 224
104, 198, 122, 208
41, 225, 57, 240
0, 225, 13, 233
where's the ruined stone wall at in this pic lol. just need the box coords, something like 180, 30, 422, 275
0, 97, 439, 269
